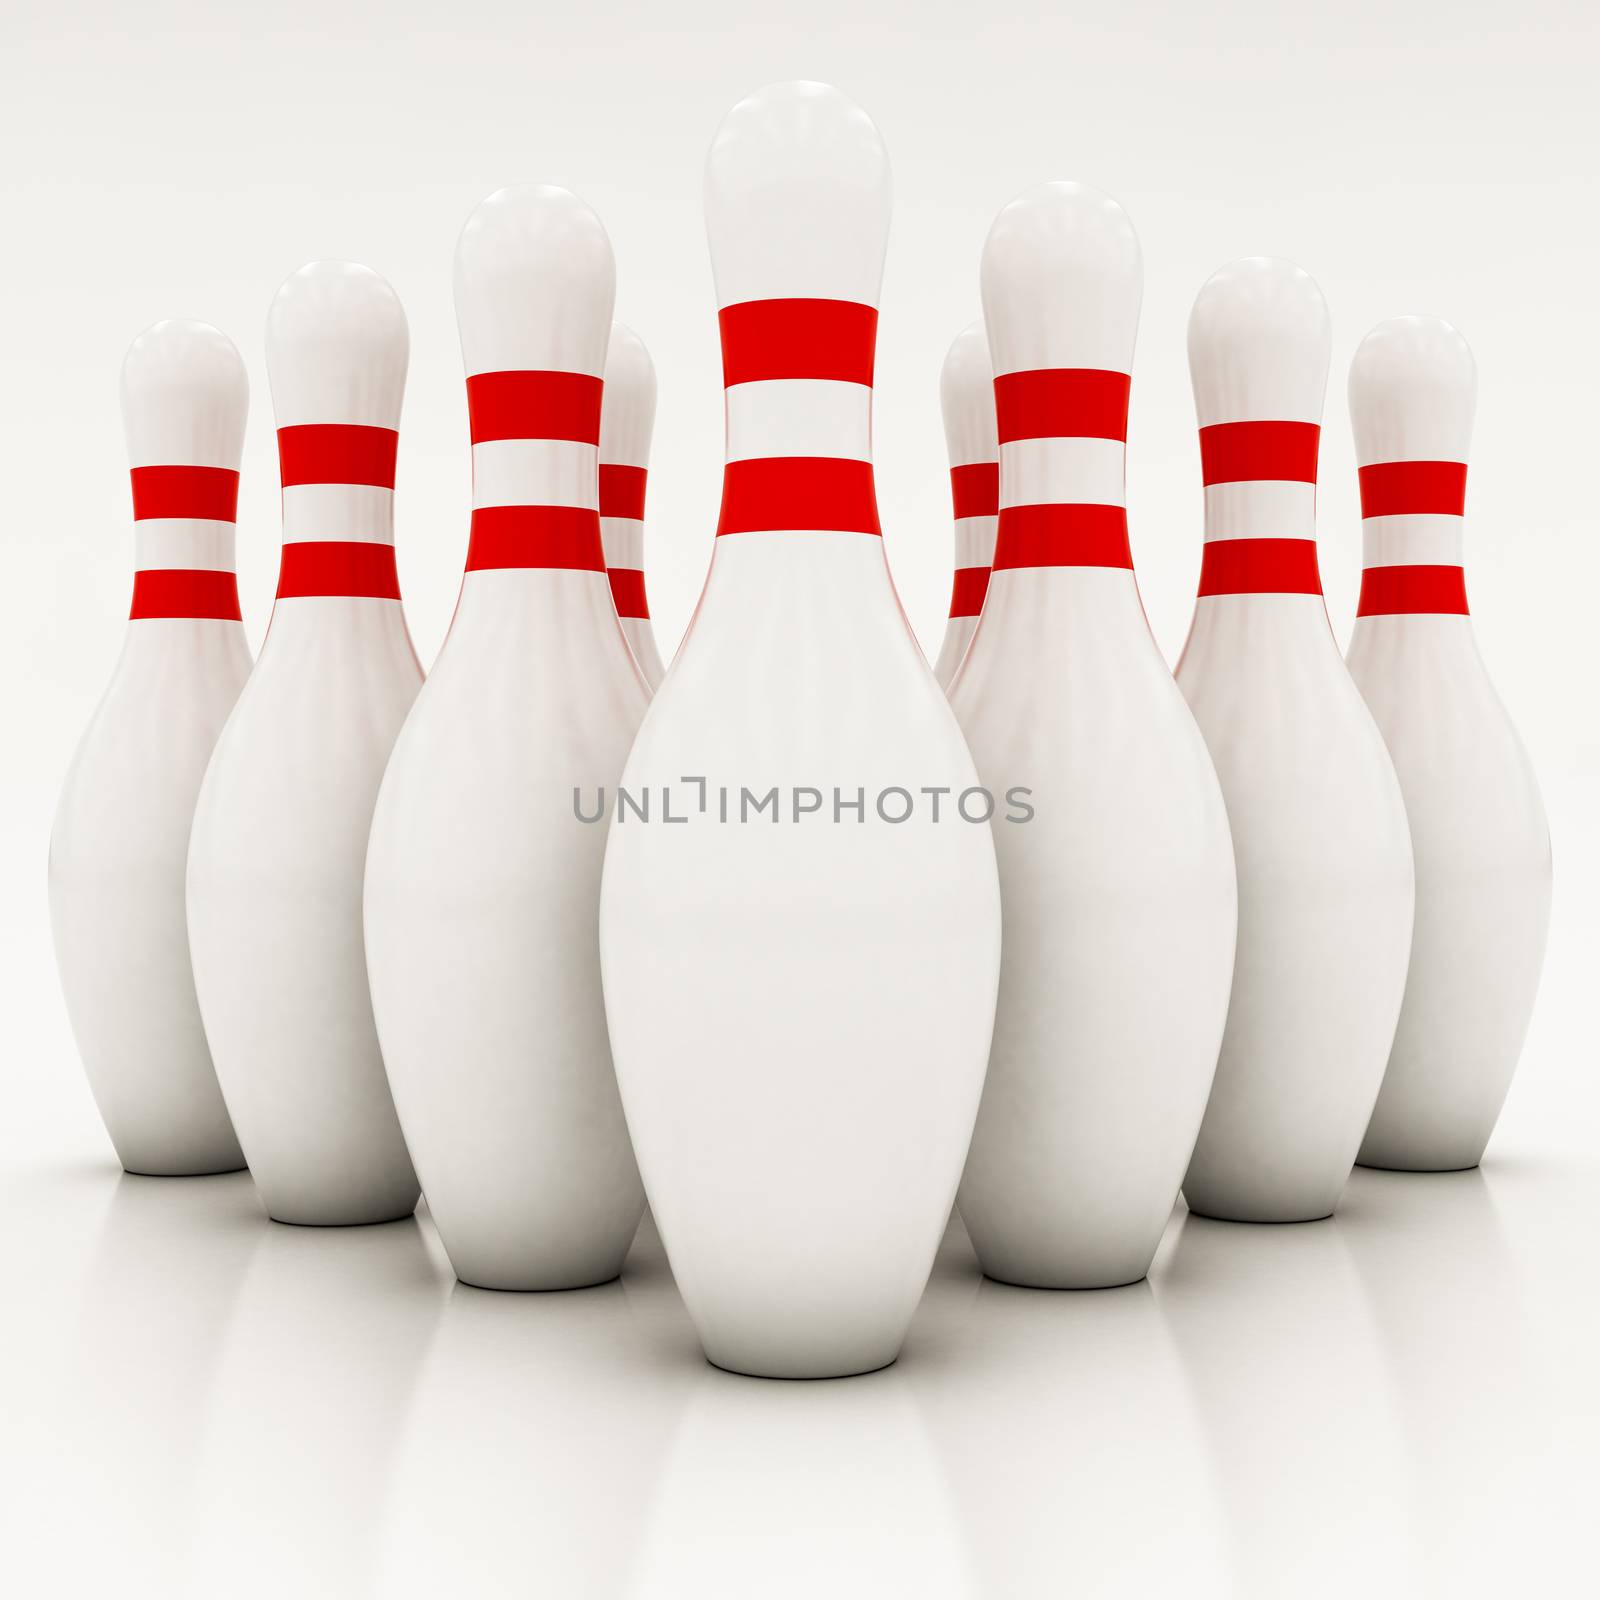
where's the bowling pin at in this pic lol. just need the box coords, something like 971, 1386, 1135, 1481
1345, 317, 1551, 1171
50, 321, 251, 1175
949, 183, 1237, 1287
933, 320, 997, 689
601, 322, 666, 688
599, 81, 1001, 1378
364, 186, 650, 1290
188, 262, 422, 1226
1176, 258, 1414, 1223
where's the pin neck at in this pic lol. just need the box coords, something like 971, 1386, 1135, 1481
600, 464, 650, 620
988, 368, 1132, 573
946, 462, 998, 619
1196, 420, 1323, 597
1355, 459, 1469, 617
716, 298, 881, 538
128, 465, 242, 621
462, 370, 606, 574
274, 423, 402, 600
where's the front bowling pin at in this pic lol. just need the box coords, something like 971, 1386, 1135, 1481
364, 187, 650, 1289
949, 184, 1237, 1287
599, 81, 1001, 1378
188, 262, 422, 1226
1345, 318, 1551, 1171
50, 321, 251, 1175
1176, 258, 1414, 1222
933, 321, 998, 689
600, 322, 666, 688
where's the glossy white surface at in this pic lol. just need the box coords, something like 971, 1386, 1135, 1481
933, 319, 995, 689
3, 1123, 1596, 1600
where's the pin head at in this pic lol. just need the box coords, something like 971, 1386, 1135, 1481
266, 262, 408, 429
455, 185, 615, 379
704, 81, 890, 309
940, 320, 996, 466
1349, 315, 1475, 467
601, 322, 657, 467
1188, 257, 1329, 427
980, 182, 1141, 377
121, 320, 248, 469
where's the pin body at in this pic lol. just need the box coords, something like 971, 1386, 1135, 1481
601, 322, 665, 688
364, 188, 649, 1289
949, 184, 1236, 1287
1176, 258, 1414, 1223
50, 321, 251, 1175
934, 321, 997, 689
187, 263, 421, 1225
1345, 317, 1550, 1171
599, 82, 1001, 1378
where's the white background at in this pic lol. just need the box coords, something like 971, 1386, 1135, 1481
2, 1, 1597, 1595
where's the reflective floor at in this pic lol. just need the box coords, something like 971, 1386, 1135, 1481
3, 1141, 1595, 1598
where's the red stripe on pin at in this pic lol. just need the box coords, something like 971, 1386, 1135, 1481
276, 541, 402, 599
467, 372, 604, 446
466, 506, 606, 571
950, 462, 999, 521
130, 466, 240, 523
716, 457, 880, 537
1358, 461, 1468, 519
277, 424, 399, 489
992, 504, 1133, 570
718, 299, 878, 388
993, 369, 1130, 445
129, 568, 242, 620
948, 565, 991, 618
599, 464, 648, 521
1198, 537, 1322, 596
608, 567, 650, 618
1200, 421, 1320, 485
1357, 564, 1469, 616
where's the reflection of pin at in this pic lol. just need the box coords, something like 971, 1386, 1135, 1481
950, 183, 1236, 1287
1176, 258, 1414, 1223
365, 187, 649, 1290
599, 81, 1001, 1379
50, 321, 251, 1175
933, 320, 997, 688
188, 262, 422, 1226
1345, 319, 1551, 1172
601, 321, 666, 687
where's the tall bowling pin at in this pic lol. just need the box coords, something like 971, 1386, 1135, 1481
1345, 317, 1551, 1171
949, 183, 1237, 1287
599, 81, 1001, 1378
933, 320, 997, 689
50, 321, 251, 1175
1176, 257, 1414, 1222
188, 262, 422, 1226
601, 322, 665, 688
365, 187, 650, 1289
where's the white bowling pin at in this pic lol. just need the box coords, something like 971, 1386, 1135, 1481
50, 321, 251, 1175
601, 321, 665, 688
932, 320, 997, 689
599, 81, 1001, 1379
364, 187, 650, 1289
1176, 258, 1415, 1222
188, 262, 422, 1226
949, 183, 1237, 1287
1345, 317, 1551, 1171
